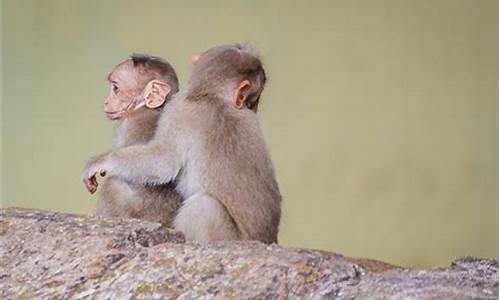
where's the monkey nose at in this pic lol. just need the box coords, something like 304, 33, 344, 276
191, 54, 200, 65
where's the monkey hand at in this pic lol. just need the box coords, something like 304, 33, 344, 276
81, 154, 109, 194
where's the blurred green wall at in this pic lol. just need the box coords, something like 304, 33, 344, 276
1, 0, 498, 267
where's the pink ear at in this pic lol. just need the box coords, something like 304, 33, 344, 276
144, 80, 171, 109
191, 54, 200, 65
234, 80, 251, 109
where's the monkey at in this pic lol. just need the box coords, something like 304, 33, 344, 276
82, 44, 281, 243
91, 53, 182, 226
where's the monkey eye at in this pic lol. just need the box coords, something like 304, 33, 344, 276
112, 85, 119, 94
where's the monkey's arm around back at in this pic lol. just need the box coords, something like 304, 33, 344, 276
82, 96, 187, 192
104, 141, 183, 186
103, 100, 187, 185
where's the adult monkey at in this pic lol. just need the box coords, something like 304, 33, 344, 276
83, 45, 281, 243
90, 54, 182, 226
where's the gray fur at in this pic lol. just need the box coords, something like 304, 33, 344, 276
83, 45, 281, 243
94, 55, 182, 226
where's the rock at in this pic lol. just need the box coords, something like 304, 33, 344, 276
0, 207, 497, 299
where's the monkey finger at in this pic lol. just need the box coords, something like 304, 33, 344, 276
91, 176, 99, 191
82, 178, 90, 192
83, 176, 97, 194
89, 181, 98, 194
84, 178, 92, 193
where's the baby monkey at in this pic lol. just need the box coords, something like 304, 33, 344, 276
92, 54, 182, 225
83, 45, 281, 243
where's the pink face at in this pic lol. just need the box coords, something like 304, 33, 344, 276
104, 63, 141, 120
104, 84, 130, 120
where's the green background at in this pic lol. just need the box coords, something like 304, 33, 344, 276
1, 0, 498, 267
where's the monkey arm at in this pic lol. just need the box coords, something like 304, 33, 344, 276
82, 143, 183, 194
108, 143, 183, 185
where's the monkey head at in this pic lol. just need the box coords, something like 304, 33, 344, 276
188, 44, 266, 112
104, 54, 179, 120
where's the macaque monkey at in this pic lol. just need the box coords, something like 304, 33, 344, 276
91, 54, 182, 226
82, 45, 281, 243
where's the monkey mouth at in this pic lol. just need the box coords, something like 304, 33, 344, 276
104, 111, 122, 120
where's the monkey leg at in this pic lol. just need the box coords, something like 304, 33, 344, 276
96, 176, 182, 226
173, 193, 240, 241
95, 176, 143, 219
136, 184, 183, 226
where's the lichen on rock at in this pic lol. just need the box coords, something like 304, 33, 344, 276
0, 207, 497, 299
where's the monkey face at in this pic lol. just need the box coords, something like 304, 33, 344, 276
103, 84, 135, 120
103, 59, 174, 120
104, 63, 142, 120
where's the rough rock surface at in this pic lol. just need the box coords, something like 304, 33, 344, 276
0, 207, 497, 299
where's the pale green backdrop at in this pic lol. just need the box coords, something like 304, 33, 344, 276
1, 0, 498, 267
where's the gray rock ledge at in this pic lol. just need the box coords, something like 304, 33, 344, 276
0, 207, 497, 299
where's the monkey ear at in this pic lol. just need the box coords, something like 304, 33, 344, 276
191, 54, 200, 65
234, 80, 252, 109
143, 80, 171, 109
